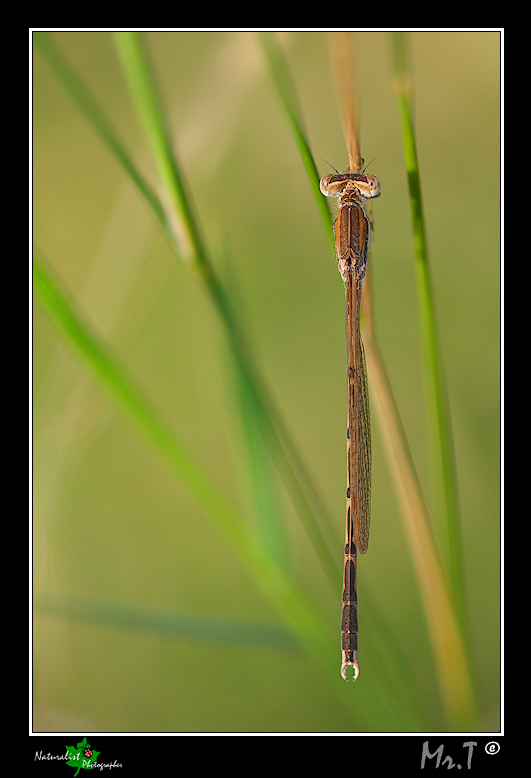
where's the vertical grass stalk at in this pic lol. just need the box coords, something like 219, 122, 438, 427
387, 32, 476, 727
389, 33, 464, 624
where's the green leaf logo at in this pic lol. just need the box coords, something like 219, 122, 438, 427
65, 737, 100, 776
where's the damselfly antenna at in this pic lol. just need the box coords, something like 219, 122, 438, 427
361, 157, 377, 174
321, 159, 341, 174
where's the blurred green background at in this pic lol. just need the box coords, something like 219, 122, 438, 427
33, 30, 500, 732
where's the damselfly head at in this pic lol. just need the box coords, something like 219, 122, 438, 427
320, 172, 380, 200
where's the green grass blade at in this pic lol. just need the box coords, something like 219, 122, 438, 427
111, 31, 341, 588
33, 32, 168, 231
35, 31, 341, 591
389, 32, 476, 728
232, 347, 290, 570
112, 31, 210, 274
390, 32, 464, 624
33, 251, 222, 516
257, 32, 335, 250
35, 596, 300, 652
32, 249, 338, 687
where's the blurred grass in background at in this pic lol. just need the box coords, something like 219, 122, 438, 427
33, 30, 500, 733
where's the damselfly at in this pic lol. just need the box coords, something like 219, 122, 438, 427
320, 168, 380, 680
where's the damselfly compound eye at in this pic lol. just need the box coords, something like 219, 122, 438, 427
319, 174, 334, 196
320, 174, 350, 198
364, 174, 380, 198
